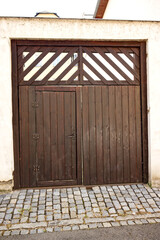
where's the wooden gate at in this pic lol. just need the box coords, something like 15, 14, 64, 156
12, 40, 148, 188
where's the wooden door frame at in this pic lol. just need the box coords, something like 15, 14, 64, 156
11, 40, 148, 189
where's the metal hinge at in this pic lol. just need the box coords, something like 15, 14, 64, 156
33, 165, 40, 173
32, 133, 40, 140
32, 102, 39, 108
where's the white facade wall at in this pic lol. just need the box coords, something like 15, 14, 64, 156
104, 0, 160, 21
0, 17, 160, 186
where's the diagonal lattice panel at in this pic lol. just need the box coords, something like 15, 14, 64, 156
82, 47, 140, 85
18, 46, 80, 85
17, 45, 140, 86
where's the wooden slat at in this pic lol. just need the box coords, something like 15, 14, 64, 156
140, 42, 148, 183
19, 87, 29, 187
57, 92, 65, 180
36, 91, 44, 182
83, 70, 99, 85
129, 87, 137, 182
50, 92, 58, 180
109, 86, 117, 183
122, 87, 130, 183
36, 86, 76, 91
64, 92, 72, 179
135, 86, 142, 182
95, 87, 103, 184
120, 48, 139, 69
71, 92, 77, 180
11, 40, 20, 189
88, 87, 96, 184
102, 86, 110, 183
28, 87, 36, 187
82, 87, 90, 184
18, 46, 40, 69
76, 87, 82, 184
115, 86, 123, 183
18, 46, 28, 57
66, 70, 79, 84
43, 92, 51, 181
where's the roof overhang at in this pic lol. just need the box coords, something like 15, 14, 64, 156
94, 0, 109, 18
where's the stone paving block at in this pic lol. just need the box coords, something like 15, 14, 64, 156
3, 231, 11, 236
140, 219, 148, 224
111, 222, 120, 227
147, 219, 156, 224
120, 221, 128, 226
103, 222, 112, 227
72, 225, 80, 230
80, 224, 88, 230
11, 230, 20, 235
37, 228, 44, 234
63, 226, 71, 231
54, 227, 62, 232
46, 227, 53, 232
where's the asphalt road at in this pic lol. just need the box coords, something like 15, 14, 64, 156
1, 223, 160, 240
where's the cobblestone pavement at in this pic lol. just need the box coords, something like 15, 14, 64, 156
0, 184, 160, 236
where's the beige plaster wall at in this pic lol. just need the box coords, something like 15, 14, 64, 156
0, 17, 160, 186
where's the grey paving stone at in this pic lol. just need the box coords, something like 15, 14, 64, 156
72, 225, 80, 230
3, 231, 11, 236
54, 227, 62, 232
11, 230, 20, 235
21, 229, 29, 235
103, 222, 112, 227
89, 223, 97, 228
0, 212, 5, 218
46, 227, 53, 232
63, 226, 71, 231
111, 222, 120, 227
80, 224, 88, 230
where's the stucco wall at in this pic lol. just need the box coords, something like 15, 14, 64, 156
0, 17, 160, 186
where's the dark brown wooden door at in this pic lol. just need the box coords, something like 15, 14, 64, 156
35, 88, 78, 186
14, 41, 147, 189
82, 86, 142, 185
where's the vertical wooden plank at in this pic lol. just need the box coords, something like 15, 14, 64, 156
140, 42, 148, 183
76, 87, 82, 184
88, 87, 96, 184
50, 92, 58, 180
64, 92, 72, 179
115, 86, 123, 183
102, 86, 110, 184
19, 86, 29, 187
95, 86, 103, 184
57, 92, 65, 179
11, 40, 20, 189
135, 86, 142, 182
36, 91, 44, 182
109, 86, 117, 183
71, 92, 77, 180
28, 86, 36, 187
122, 87, 130, 183
43, 92, 51, 181
129, 87, 137, 182
82, 87, 90, 185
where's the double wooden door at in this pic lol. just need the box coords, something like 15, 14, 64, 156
19, 85, 143, 188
